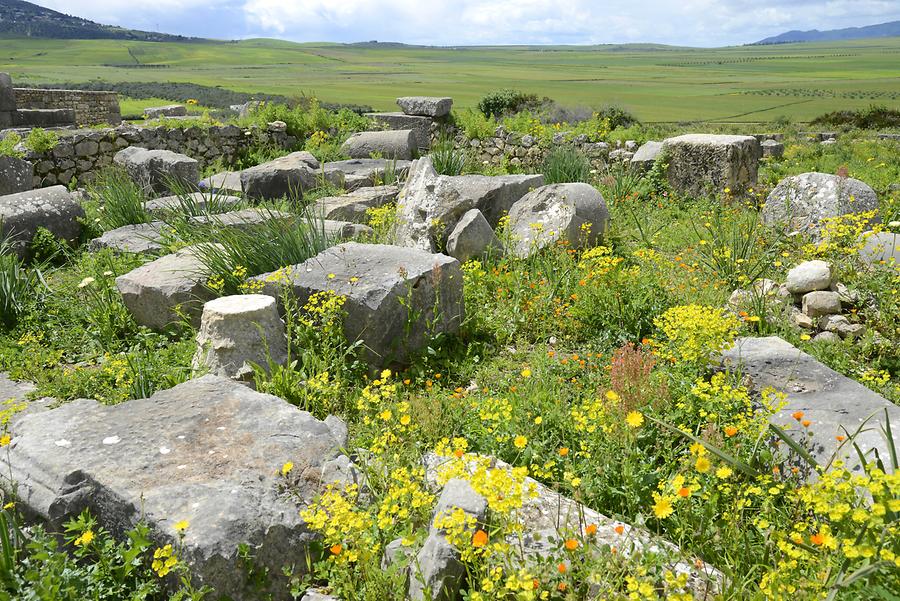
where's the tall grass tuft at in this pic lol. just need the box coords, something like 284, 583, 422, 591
541, 146, 592, 184
431, 138, 467, 176
88, 167, 149, 230
184, 210, 339, 295
0, 230, 45, 330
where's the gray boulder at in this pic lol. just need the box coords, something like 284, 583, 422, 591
0, 72, 14, 127
114, 147, 199, 194
662, 134, 759, 197
313, 185, 400, 223
115, 245, 216, 330
762, 172, 879, 236
240, 151, 320, 201
3, 375, 347, 601
192, 294, 287, 381
340, 130, 416, 160
323, 158, 411, 192
0, 186, 84, 259
144, 104, 187, 118
630, 141, 663, 172
0, 155, 33, 195
394, 156, 542, 252
801, 291, 841, 318
507, 183, 609, 258
253, 243, 463, 366
721, 337, 900, 474
445, 208, 503, 262
397, 97, 453, 118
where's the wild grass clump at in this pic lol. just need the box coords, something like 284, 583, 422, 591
87, 166, 149, 230
183, 211, 338, 295
0, 232, 45, 330
430, 138, 467, 175
541, 146, 592, 184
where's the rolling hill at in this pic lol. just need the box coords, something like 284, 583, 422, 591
756, 20, 900, 44
0, 0, 205, 42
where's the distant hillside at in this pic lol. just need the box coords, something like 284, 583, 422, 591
0, 0, 206, 42
756, 20, 900, 44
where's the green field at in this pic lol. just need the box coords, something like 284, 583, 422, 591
2, 36, 900, 122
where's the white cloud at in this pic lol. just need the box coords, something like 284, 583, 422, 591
30, 0, 900, 46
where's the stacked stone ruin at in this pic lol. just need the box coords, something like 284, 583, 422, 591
0, 72, 79, 128
3, 90, 900, 601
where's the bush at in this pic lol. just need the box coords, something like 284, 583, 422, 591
0, 132, 23, 158
455, 109, 496, 140
541, 146, 592, 184
477, 88, 538, 118
246, 100, 370, 144
24, 128, 59, 154
811, 104, 900, 129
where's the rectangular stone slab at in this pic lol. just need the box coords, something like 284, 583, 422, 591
3, 375, 347, 600
721, 336, 900, 474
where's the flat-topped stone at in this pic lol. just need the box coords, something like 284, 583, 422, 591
201, 170, 243, 194
115, 245, 216, 329
662, 134, 759, 197
144, 104, 187, 119
365, 112, 433, 150
253, 242, 463, 366
0, 185, 84, 259
630, 141, 663, 172
323, 158, 411, 192
313, 185, 399, 223
240, 151, 320, 201
721, 336, 900, 474
145, 191, 243, 215
89, 222, 165, 255
3, 374, 348, 600
396, 97, 453, 118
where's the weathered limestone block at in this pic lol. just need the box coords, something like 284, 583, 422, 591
3, 375, 348, 600
630, 140, 663, 172
397, 96, 453, 118
445, 208, 504, 262
0, 185, 83, 259
240, 151, 319, 201
662, 134, 759, 197
144, 104, 187, 118
762, 172, 879, 236
0, 155, 33, 195
89, 222, 165, 255
340, 130, 416, 160
507, 183, 609, 258
114, 147, 199, 194
721, 337, 900, 473
323, 159, 411, 192
365, 112, 433, 150
115, 245, 217, 330
253, 242, 463, 366
785, 260, 832, 294
192, 295, 287, 380
313, 185, 399, 223
144, 191, 243, 215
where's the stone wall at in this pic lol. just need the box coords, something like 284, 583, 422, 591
13, 88, 121, 126
446, 127, 611, 170
25, 124, 290, 188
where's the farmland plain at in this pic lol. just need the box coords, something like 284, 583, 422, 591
1, 36, 899, 122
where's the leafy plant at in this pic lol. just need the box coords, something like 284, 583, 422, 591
0, 133, 23, 159
477, 88, 537, 118
0, 230, 45, 330
23, 128, 59, 154
430, 138, 466, 176
541, 146, 592, 184
87, 166, 150, 230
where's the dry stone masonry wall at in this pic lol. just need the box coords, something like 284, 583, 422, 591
13, 88, 121, 126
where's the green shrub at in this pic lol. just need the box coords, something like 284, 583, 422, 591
0, 132, 23, 158
477, 88, 537, 118
455, 109, 496, 140
247, 100, 370, 144
541, 146, 592, 184
24, 128, 60, 153
811, 104, 900, 129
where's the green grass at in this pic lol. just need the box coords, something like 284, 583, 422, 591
2, 36, 900, 122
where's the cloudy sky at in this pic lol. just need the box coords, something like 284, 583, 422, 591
35, 0, 900, 46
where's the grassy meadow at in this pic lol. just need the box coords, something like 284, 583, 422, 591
2, 36, 900, 122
